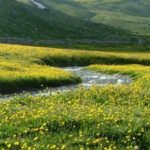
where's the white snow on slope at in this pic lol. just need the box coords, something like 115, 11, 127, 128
30, 0, 46, 9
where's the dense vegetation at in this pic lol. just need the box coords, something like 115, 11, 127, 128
0, 55, 150, 149
0, 1, 150, 149
0, 44, 150, 149
0, 44, 150, 93
0, 0, 149, 45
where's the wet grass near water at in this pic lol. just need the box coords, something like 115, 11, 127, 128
0, 44, 150, 149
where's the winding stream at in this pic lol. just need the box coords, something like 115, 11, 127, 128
0, 67, 132, 100
64, 67, 131, 87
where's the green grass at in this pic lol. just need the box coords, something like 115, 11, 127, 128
0, 0, 149, 45
46, 44, 150, 51
71, 0, 150, 36
0, 0, 129, 40
0, 44, 150, 149
0, 63, 80, 94
0, 64, 150, 149
87, 64, 150, 75
0, 44, 150, 94
92, 10, 150, 36
0, 1, 150, 149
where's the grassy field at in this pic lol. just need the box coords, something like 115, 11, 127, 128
0, 66, 150, 149
0, 44, 150, 93
0, 62, 80, 94
0, 44, 150, 149
70, 0, 150, 36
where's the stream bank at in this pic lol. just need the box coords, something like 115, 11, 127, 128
0, 67, 132, 100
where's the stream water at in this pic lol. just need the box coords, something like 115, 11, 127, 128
64, 67, 131, 87
0, 67, 132, 100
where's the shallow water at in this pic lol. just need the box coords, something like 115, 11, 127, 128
64, 67, 131, 87
0, 67, 132, 100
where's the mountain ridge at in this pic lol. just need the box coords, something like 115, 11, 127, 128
0, 0, 149, 45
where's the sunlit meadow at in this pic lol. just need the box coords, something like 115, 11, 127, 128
0, 44, 150, 149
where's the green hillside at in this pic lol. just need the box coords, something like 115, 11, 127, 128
0, 0, 149, 45
68, 0, 150, 36
40, 0, 150, 36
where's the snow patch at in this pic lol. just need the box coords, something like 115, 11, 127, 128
30, 0, 46, 9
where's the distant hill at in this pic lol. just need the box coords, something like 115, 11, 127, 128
74, 0, 150, 36
0, 0, 149, 45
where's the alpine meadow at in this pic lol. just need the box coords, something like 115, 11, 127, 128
0, 0, 150, 150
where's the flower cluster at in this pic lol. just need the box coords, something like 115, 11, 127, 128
0, 75, 150, 149
0, 44, 150, 149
